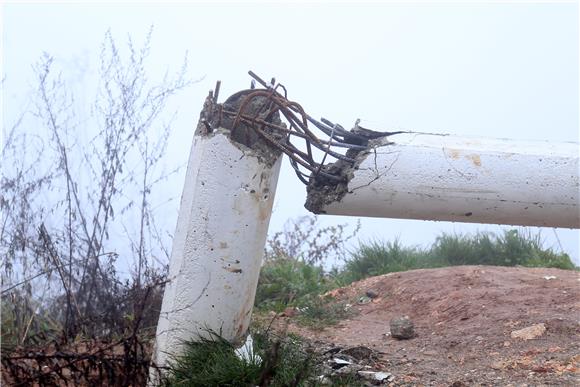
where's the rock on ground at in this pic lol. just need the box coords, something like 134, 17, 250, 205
390, 316, 415, 339
510, 323, 546, 340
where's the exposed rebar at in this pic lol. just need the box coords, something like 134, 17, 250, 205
212, 71, 405, 185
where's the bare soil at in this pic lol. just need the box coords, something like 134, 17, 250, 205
284, 266, 579, 386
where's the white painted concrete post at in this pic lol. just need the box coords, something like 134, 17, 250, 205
151, 92, 282, 374
307, 133, 579, 228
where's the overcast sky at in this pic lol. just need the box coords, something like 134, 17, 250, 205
3, 1, 579, 263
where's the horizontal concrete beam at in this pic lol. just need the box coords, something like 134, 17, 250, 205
306, 133, 579, 228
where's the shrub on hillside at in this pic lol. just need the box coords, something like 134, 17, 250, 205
339, 230, 576, 285
339, 240, 438, 284
257, 216, 359, 311
255, 257, 334, 312
431, 230, 576, 270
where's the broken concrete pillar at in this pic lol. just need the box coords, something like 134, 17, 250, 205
151, 90, 282, 373
306, 133, 579, 228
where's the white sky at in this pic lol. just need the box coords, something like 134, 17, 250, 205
2, 1, 579, 264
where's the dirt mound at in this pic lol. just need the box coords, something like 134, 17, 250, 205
288, 266, 579, 386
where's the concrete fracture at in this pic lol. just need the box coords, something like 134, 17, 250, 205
151, 91, 282, 376
306, 132, 579, 228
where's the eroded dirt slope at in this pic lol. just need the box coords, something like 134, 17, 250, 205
288, 266, 579, 386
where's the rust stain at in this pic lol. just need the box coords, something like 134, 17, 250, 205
449, 149, 461, 159
469, 154, 482, 167
234, 293, 254, 342
447, 149, 481, 167
258, 202, 271, 221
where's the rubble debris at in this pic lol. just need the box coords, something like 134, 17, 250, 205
366, 289, 379, 299
357, 370, 394, 384
330, 357, 353, 368
390, 316, 415, 339
316, 344, 393, 385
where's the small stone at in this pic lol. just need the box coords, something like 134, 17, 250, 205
390, 316, 415, 339
510, 323, 546, 340
366, 289, 379, 299
358, 370, 393, 384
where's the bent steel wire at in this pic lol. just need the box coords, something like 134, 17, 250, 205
212, 71, 404, 185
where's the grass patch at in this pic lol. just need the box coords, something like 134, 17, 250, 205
254, 257, 354, 330
163, 330, 348, 386
338, 239, 440, 284
339, 230, 576, 285
429, 229, 575, 269
164, 334, 262, 386
255, 257, 337, 313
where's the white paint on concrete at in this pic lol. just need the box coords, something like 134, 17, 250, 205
321, 133, 579, 228
152, 129, 281, 370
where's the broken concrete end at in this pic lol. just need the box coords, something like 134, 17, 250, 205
305, 135, 395, 213
194, 90, 283, 167
305, 148, 371, 214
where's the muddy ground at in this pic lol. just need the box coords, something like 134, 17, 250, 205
280, 266, 579, 386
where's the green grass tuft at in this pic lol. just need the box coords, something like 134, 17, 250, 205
255, 257, 336, 312
163, 330, 322, 386
163, 333, 261, 386
339, 230, 577, 285
339, 239, 439, 284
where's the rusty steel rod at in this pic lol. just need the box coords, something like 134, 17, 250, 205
230, 71, 397, 185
